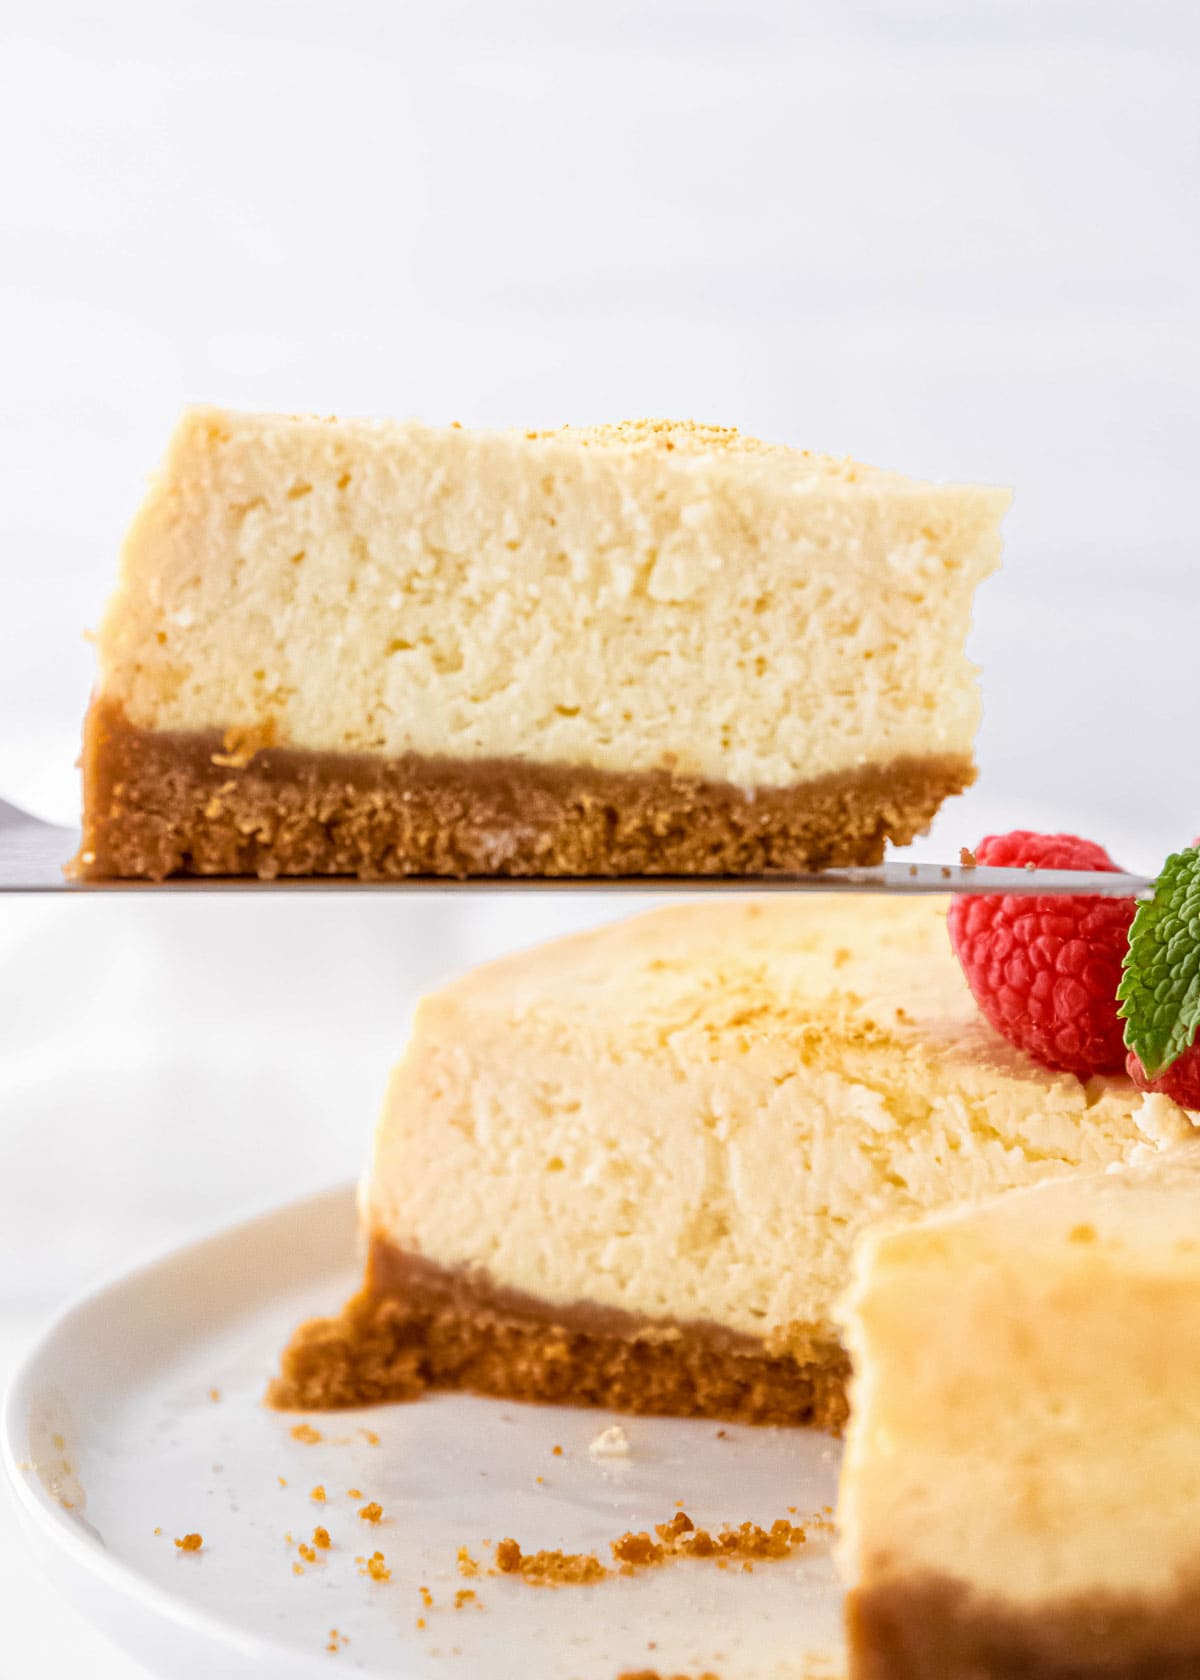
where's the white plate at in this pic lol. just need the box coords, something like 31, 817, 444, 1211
2, 1186, 845, 1680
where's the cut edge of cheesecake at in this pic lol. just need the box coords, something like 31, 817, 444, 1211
265, 897, 1192, 1430
74, 406, 1006, 880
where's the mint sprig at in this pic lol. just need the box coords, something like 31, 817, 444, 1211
1118, 847, 1200, 1078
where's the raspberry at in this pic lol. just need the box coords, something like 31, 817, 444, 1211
947, 831, 1136, 1078
1126, 1046, 1200, 1111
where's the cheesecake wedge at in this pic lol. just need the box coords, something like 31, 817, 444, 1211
837, 1146, 1200, 1679
269, 898, 1190, 1425
76, 408, 1008, 879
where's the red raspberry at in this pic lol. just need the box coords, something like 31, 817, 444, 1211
1126, 1047, 1200, 1111
947, 831, 1136, 1078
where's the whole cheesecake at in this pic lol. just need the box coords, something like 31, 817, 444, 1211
269, 897, 1192, 1424
837, 1146, 1200, 1680
75, 408, 1008, 879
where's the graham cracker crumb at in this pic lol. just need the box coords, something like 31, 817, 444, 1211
81, 699, 969, 886
277, 1476, 288, 1488
959, 846, 977, 868
612, 1531, 663, 1568
347, 1488, 362, 1499
174, 1533, 203, 1552
313, 1526, 331, 1549
208, 1387, 221, 1402
457, 1547, 481, 1578
618, 1672, 720, 1680
419, 1586, 434, 1607
454, 1589, 477, 1609
358, 1501, 384, 1523
212, 718, 279, 770
494, 1538, 607, 1585
361, 1428, 380, 1445
551, 1445, 563, 1457
293, 1561, 305, 1575
311, 1484, 326, 1501
490, 1511, 807, 1587
360, 1551, 390, 1582
298, 1543, 317, 1563
290, 1423, 322, 1444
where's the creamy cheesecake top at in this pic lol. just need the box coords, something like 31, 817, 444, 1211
837, 1145, 1200, 1606
364, 898, 1190, 1340
93, 407, 1008, 787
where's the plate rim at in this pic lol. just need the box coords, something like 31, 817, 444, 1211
2, 1182, 357, 1674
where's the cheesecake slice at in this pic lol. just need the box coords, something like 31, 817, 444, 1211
837, 1147, 1200, 1680
269, 897, 1191, 1425
76, 408, 1007, 879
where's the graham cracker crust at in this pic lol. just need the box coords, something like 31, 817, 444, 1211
848, 1572, 1200, 1680
267, 1239, 850, 1430
74, 699, 973, 880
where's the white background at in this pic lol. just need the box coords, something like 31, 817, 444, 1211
1, 1, 1198, 1673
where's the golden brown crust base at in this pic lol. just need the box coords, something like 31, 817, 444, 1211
848, 1574, 1200, 1679
267, 1240, 850, 1430
73, 699, 973, 880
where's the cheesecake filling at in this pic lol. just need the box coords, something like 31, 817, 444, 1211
91, 409, 1006, 790
271, 897, 1192, 1426
271, 1039, 1184, 1421
361, 1046, 1179, 1343
837, 1150, 1200, 1678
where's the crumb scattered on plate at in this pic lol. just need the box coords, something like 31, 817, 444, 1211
588, 1424, 630, 1458
490, 1511, 809, 1586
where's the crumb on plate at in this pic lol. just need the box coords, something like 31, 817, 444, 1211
588, 1424, 630, 1458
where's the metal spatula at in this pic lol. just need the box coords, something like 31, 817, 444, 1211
0, 797, 1155, 895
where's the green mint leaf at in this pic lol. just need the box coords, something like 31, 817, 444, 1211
1118, 847, 1200, 1079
